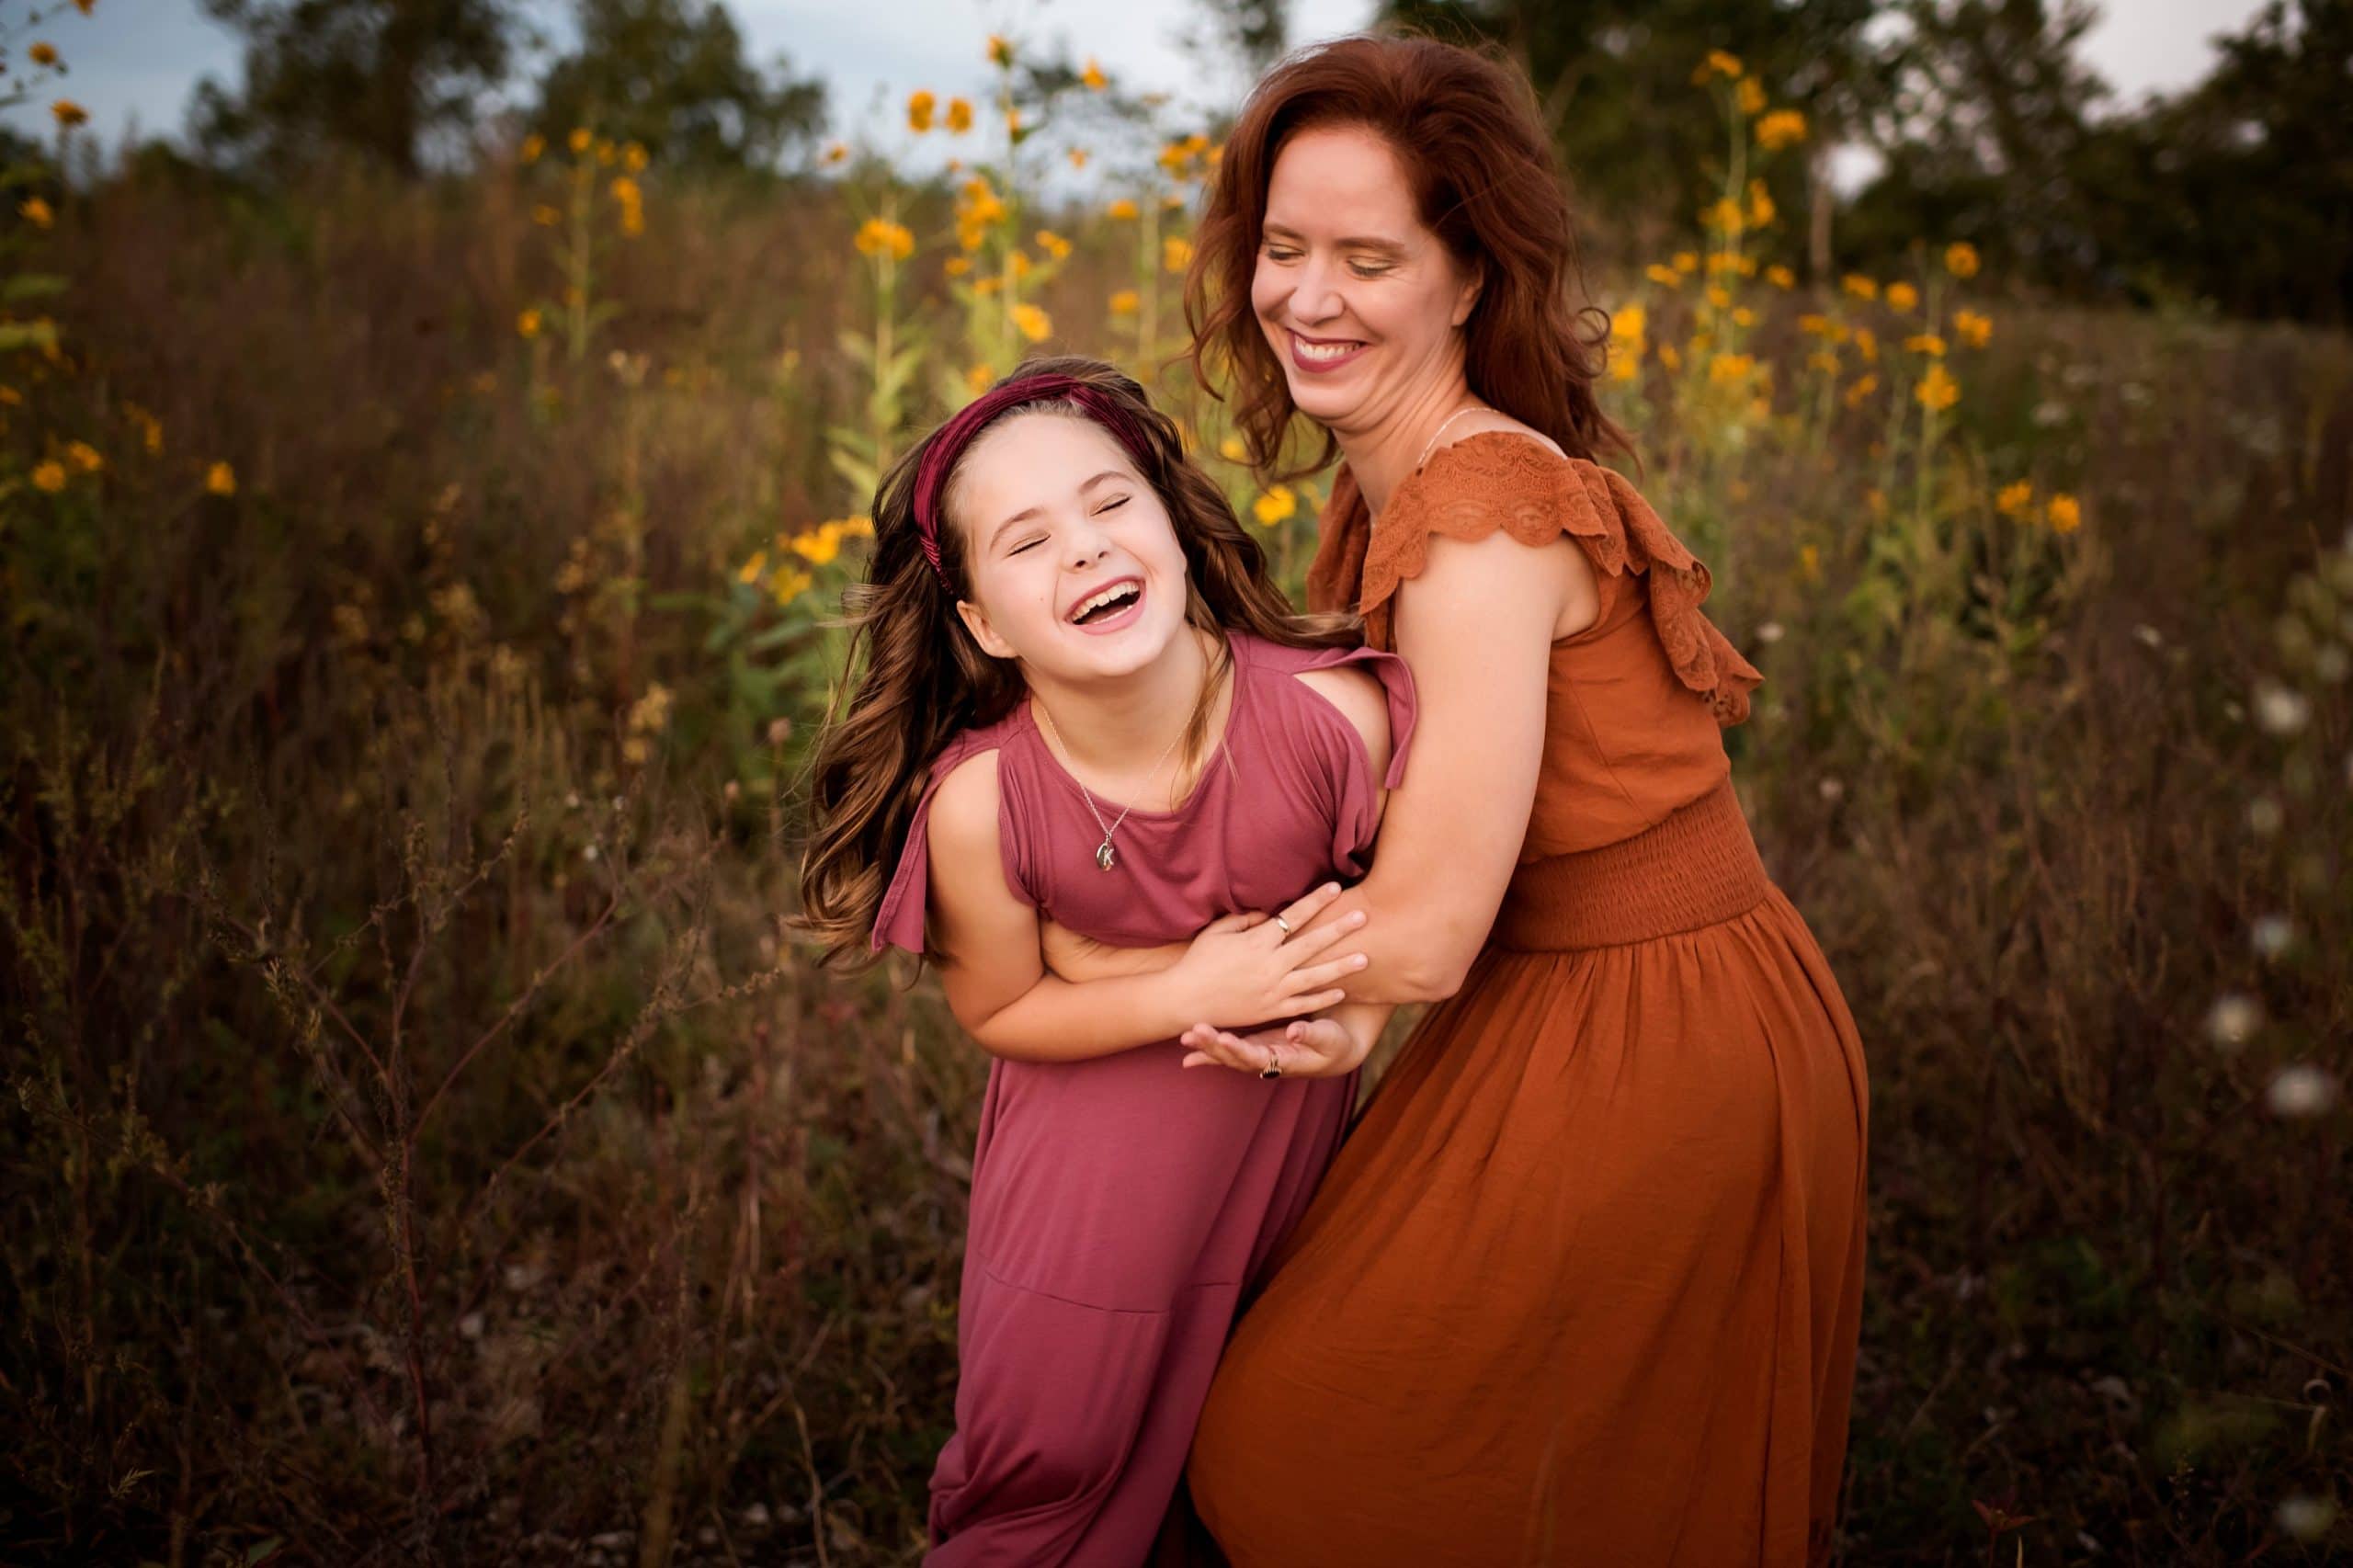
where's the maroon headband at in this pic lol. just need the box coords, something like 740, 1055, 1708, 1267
911, 373, 1159, 592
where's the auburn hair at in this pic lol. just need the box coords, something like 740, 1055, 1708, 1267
1186, 31, 1633, 482
793, 355, 1358, 971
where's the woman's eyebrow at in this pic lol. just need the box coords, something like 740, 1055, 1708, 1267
1263, 222, 1407, 256
988, 471, 1131, 546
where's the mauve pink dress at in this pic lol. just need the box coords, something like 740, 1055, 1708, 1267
871, 628, 1418, 1568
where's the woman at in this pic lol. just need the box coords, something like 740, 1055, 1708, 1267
1049, 33, 1868, 1566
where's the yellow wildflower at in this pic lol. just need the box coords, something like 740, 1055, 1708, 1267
624, 142, 648, 173
824, 142, 848, 165
1867, 488, 1888, 517
1165, 236, 1194, 273
1108, 289, 1140, 315
1842, 274, 1878, 301
1766, 264, 1794, 289
1799, 543, 1821, 581
1036, 228, 1073, 260
568, 126, 593, 154
517, 308, 542, 338
1945, 242, 1981, 278
987, 34, 1013, 68
1798, 314, 1833, 336
738, 550, 768, 585
206, 461, 237, 497
1008, 249, 1033, 278
1659, 344, 1683, 370
840, 516, 874, 538
907, 90, 937, 132
1673, 251, 1699, 274
31, 460, 66, 493
29, 42, 58, 66
1107, 198, 1140, 221
1699, 50, 1744, 80
1732, 306, 1756, 327
1807, 350, 1841, 374
946, 97, 973, 133
1646, 264, 1683, 288
2047, 494, 2082, 533
1756, 110, 1807, 150
1706, 284, 1733, 310
1904, 334, 1947, 357
791, 528, 841, 566
854, 218, 915, 261
1747, 178, 1775, 228
1082, 57, 1108, 91
1252, 485, 1298, 527
51, 100, 87, 128
63, 440, 101, 474
1843, 374, 1879, 408
1611, 303, 1646, 344
772, 567, 814, 607
532, 202, 560, 227
1996, 481, 2033, 517
1954, 309, 1993, 348
1012, 303, 1052, 343
1854, 327, 1878, 361
1708, 352, 1756, 386
1069, 148, 1089, 170
945, 256, 972, 277
19, 196, 53, 228
1219, 435, 1248, 461
1737, 79, 1768, 116
966, 363, 994, 395
1885, 281, 1919, 312
1705, 198, 1745, 234
520, 132, 544, 164
1915, 363, 1959, 412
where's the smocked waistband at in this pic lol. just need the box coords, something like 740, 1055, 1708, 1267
1490, 778, 1771, 952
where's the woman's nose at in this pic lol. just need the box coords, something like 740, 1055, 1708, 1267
1291, 258, 1346, 324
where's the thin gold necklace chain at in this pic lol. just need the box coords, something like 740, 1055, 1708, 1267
1414, 400, 1493, 472
1034, 695, 1191, 869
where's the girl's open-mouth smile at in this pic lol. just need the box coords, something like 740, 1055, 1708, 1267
1065, 575, 1146, 636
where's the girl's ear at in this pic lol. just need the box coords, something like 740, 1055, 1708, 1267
955, 596, 1017, 660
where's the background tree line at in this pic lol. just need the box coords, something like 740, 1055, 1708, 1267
161, 0, 2349, 324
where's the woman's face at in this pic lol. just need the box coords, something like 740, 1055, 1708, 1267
1250, 122, 1483, 436
948, 410, 1193, 684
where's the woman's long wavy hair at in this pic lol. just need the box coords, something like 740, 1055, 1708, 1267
794, 355, 1358, 971
1186, 31, 1634, 483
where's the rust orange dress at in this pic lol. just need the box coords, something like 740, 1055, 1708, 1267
1185, 432, 1870, 1567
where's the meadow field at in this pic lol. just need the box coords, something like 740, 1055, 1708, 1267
5, 36, 2351, 1567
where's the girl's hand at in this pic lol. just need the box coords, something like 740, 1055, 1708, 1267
1178, 1016, 1365, 1080
1167, 882, 1369, 1029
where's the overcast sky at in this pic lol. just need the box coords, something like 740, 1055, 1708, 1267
1, 0, 2278, 167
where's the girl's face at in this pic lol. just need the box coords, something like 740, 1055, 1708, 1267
1250, 122, 1484, 434
949, 410, 1193, 683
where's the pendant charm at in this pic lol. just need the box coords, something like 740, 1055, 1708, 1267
1096, 839, 1117, 871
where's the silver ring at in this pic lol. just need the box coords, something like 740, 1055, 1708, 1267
1273, 915, 1292, 937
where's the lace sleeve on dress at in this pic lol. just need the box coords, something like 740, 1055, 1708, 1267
1356, 436, 1763, 726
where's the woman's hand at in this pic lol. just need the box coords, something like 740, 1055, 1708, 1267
1165, 881, 1370, 1030
1178, 1014, 1369, 1081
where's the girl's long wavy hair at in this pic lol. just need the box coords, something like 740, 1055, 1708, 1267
1186, 31, 1634, 482
794, 355, 1358, 971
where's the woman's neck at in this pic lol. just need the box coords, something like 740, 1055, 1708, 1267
1336, 369, 1481, 522
1025, 623, 1222, 788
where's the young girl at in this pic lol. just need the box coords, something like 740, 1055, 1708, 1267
795, 357, 1417, 1566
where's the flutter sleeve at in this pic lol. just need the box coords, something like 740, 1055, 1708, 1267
1358, 436, 1762, 725
869, 736, 1035, 957
1285, 642, 1419, 875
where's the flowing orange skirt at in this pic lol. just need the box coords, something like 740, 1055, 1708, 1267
1187, 781, 1869, 1566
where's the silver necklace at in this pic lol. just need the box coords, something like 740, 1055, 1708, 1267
1414, 401, 1493, 472
1034, 699, 1191, 871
